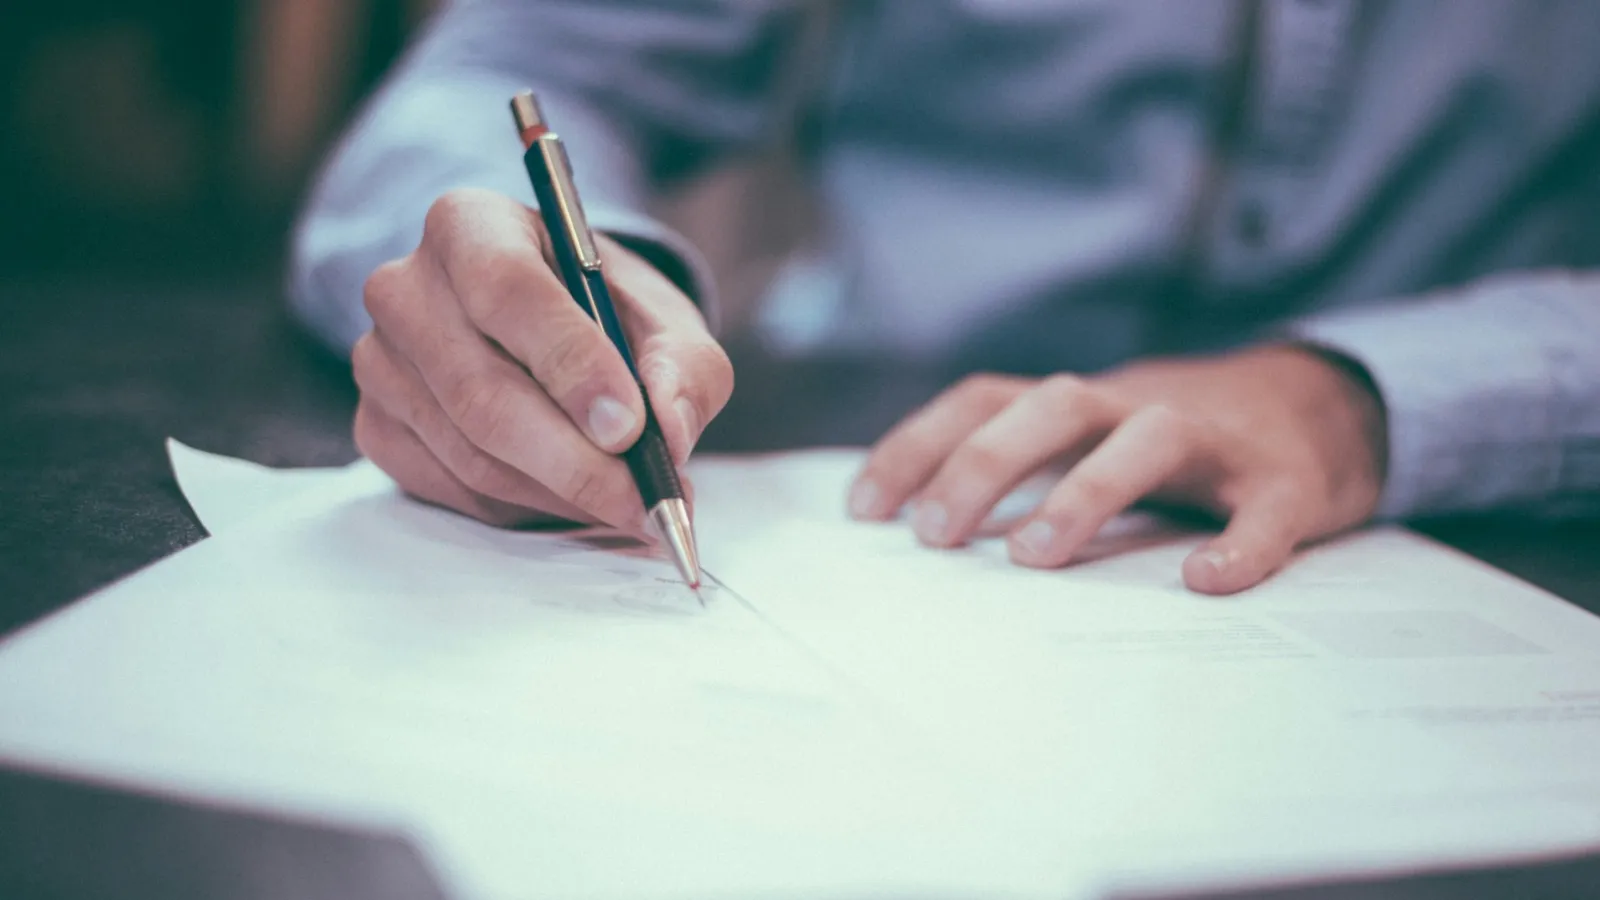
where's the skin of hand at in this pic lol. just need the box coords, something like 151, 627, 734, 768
351, 188, 733, 531
848, 346, 1388, 595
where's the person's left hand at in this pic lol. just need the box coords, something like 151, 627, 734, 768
847, 345, 1388, 594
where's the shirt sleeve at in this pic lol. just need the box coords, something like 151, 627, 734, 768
1288, 270, 1600, 520
288, 0, 811, 352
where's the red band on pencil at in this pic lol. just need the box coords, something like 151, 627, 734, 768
518, 124, 549, 149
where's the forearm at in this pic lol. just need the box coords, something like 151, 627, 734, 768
287, 2, 769, 352
289, 76, 705, 350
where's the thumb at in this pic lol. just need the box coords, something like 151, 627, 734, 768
637, 340, 734, 466
1182, 483, 1308, 595
601, 236, 733, 466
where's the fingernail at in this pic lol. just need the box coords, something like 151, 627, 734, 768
1012, 520, 1057, 559
1195, 548, 1231, 575
673, 397, 700, 462
848, 479, 882, 519
587, 396, 638, 449
913, 502, 948, 544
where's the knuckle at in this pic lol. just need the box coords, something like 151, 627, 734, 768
423, 188, 510, 259
681, 340, 735, 407
1039, 373, 1087, 396
1069, 474, 1120, 511
536, 327, 612, 398
958, 372, 1033, 411
451, 448, 507, 498
866, 432, 928, 482
423, 189, 481, 241
464, 255, 540, 334
558, 465, 625, 518
449, 375, 517, 448
956, 372, 1004, 403
1036, 373, 1091, 407
1139, 402, 1191, 442
1267, 473, 1316, 510
949, 439, 1009, 481
349, 333, 379, 389
401, 388, 435, 434
352, 403, 380, 457
480, 249, 542, 303
362, 260, 408, 322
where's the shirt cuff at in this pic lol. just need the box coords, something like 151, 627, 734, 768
590, 210, 722, 336
1286, 286, 1563, 520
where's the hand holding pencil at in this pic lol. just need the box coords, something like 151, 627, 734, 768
347, 100, 731, 583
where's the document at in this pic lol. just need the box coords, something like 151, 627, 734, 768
3, 446, 1072, 900
691, 454, 1600, 891
1, 444, 1598, 899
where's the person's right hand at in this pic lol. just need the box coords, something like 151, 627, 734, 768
351, 188, 732, 531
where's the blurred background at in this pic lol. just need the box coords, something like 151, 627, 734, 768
0, 1, 810, 328
1, 1, 435, 281
0, 0, 820, 619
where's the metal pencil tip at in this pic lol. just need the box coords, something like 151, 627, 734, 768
648, 498, 701, 589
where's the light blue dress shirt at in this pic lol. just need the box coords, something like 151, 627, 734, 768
291, 0, 1600, 521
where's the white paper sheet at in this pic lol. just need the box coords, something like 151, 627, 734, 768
2, 444, 1599, 900
166, 438, 363, 534
8, 447, 1077, 900
689, 454, 1600, 893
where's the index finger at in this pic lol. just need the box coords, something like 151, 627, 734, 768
369, 251, 645, 529
849, 374, 1028, 521
426, 189, 647, 454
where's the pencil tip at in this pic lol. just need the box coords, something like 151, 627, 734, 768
648, 498, 702, 591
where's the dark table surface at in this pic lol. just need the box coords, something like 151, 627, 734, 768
3, 276, 1600, 899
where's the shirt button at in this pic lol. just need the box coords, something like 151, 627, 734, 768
1234, 199, 1270, 248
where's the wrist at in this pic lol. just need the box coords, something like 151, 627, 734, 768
1272, 342, 1389, 522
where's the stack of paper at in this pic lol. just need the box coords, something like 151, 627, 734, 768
0, 442, 1597, 899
